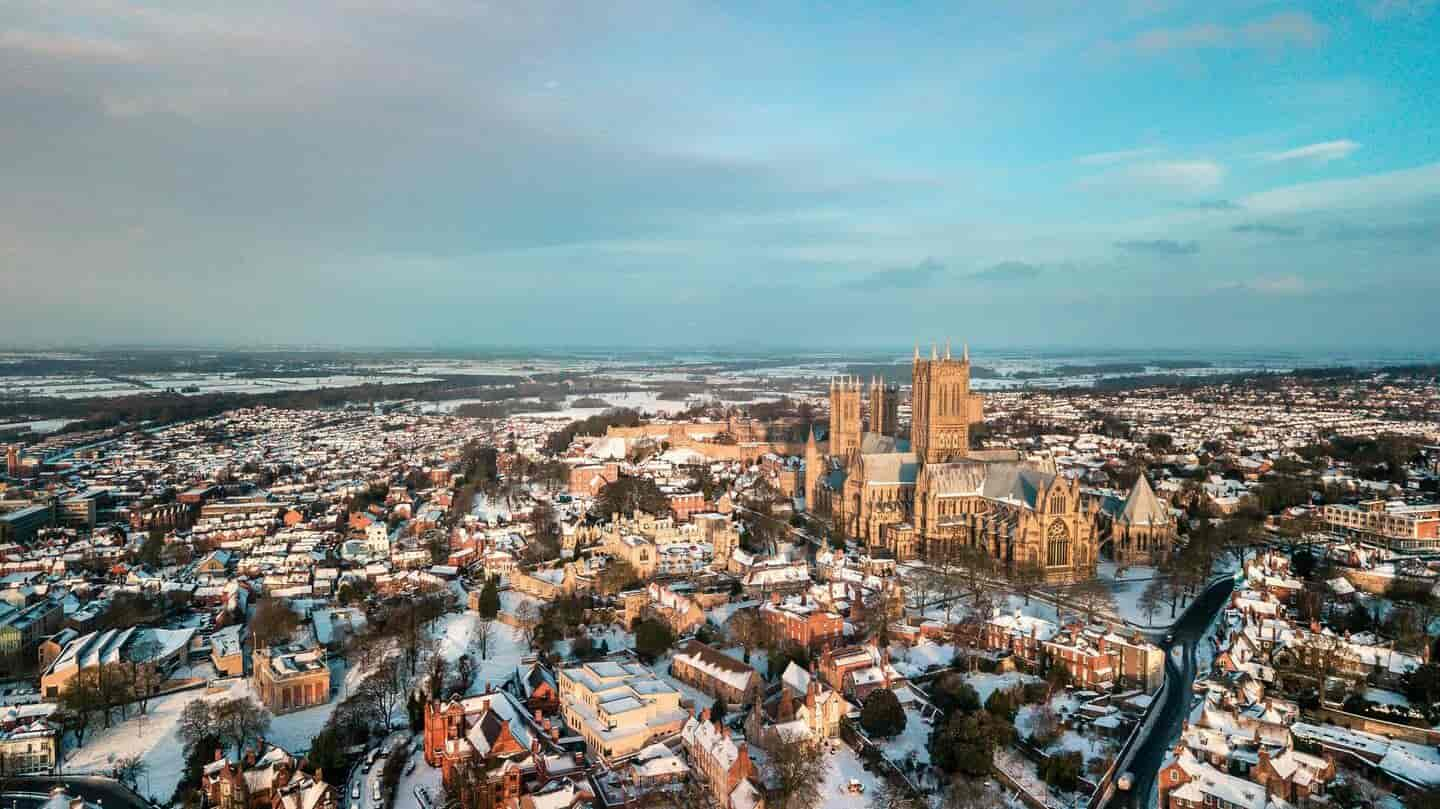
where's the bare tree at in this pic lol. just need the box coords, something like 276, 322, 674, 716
768, 732, 828, 809
1137, 579, 1164, 627
250, 599, 300, 649
359, 655, 412, 732
941, 779, 1005, 809
213, 697, 272, 756
472, 617, 495, 661
126, 635, 165, 715
1287, 631, 1349, 706
1067, 577, 1116, 624
1026, 702, 1060, 747
1011, 560, 1046, 606
868, 780, 922, 809
513, 600, 540, 650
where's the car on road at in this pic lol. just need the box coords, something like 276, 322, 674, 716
404, 759, 417, 776
351, 783, 360, 801
1118, 771, 1134, 791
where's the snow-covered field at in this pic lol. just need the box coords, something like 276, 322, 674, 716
510, 391, 695, 420
0, 372, 438, 400
0, 418, 77, 434
64, 678, 251, 803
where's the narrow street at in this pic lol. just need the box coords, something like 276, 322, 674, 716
1118, 578, 1234, 809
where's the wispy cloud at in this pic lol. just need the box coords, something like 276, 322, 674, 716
1242, 13, 1327, 49
1243, 161, 1440, 214
1116, 239, 1200, 255
1125, 12, 1326, 54
1220, 274, 1307, 294
1075, 146, 1164, 166
0, 29, 142, 63
844, 259, 947, 290
1364, 0, 1438, 20
1131, 23, 1228, 53
969, 262, 1044, 282
1262, 140, 1360, 164
1177, 199, 1242, 211
1232, 223, 1303, 237
1083, 160, 1225, 194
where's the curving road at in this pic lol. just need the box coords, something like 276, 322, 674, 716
1119, 578, 1233, 809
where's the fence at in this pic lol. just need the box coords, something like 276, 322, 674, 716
839, 717, 924, 796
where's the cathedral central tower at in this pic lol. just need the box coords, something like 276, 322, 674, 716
910, 341, 982, 465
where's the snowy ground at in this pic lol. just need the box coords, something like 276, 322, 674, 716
963, 671, 1042, 704
892, 641, 956, 675
705, 600, 758, 628
391, 740, 442, 809
433, 611, 531, 692
881, 706, 933, 769
64, 678, 251, 803
1095, 565, 1163, 626
470, 493, 513, 524
817, 745, 884, 809
1047, 729, 1115, 769
510, 391, 695, 420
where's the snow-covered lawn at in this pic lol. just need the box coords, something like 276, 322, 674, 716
879, 706, 932, 769
963, 671, 1041, 704
817, 745, 883, 809
1097, 566, 1163, 626
65, 678, 250, 803
705, 600, 757, 628
1047, 729, 1114, 768
893, 641, 956, 675
433, 611, 531, 691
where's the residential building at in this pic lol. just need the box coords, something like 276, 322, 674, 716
669, 640, 761, 705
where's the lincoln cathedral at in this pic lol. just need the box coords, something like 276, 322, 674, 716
805, 342, 1174, 582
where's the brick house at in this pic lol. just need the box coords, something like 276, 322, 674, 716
201, 741, 335, 809
759, 593, 844, 652
669, 640, 762, 706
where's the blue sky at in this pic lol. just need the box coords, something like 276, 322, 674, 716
1, 1, 1437, 349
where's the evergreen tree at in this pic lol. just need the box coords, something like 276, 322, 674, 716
477, 577, 500, 619
859, 688, 906, 738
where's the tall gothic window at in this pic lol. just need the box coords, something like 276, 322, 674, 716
1046, 520, 1070, 567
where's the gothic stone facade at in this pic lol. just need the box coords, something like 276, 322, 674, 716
815, 344, 1097, 583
